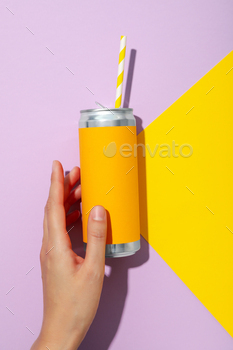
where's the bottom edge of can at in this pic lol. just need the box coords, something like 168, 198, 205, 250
83, 239, 140, 258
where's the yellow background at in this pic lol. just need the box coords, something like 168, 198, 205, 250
137, 51, 233, 336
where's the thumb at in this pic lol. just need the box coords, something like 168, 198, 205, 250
84, 205, 107, 271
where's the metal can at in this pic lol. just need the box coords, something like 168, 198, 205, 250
79, 107, 140, 257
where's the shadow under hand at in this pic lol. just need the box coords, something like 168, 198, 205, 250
78, 238, 149, 350
68, 213, 149, 350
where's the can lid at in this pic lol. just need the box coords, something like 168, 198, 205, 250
79, 107, 135, 128
80, 107, 133, 113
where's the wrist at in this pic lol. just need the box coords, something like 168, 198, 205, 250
31, 327, 83, 350
31, 336, 79, 350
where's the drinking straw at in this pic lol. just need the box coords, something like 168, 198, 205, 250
115, 36, 127, 108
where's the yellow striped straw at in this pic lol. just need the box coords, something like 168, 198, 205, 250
115, 36, 127, 108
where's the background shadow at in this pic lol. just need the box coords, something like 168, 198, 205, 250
123, 49, 136, 109
67, 49, 150, 350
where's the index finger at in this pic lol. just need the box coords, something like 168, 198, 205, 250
46, 160, 68, 246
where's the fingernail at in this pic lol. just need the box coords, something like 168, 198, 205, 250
91, 205, 106, 221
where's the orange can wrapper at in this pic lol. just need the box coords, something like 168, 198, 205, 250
79, 125, 140, 245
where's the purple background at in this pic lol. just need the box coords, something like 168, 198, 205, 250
0, 0, 233, 348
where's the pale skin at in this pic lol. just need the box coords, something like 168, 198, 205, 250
31, 160, 107, 350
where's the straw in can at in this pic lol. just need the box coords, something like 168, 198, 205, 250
115, 36, 127, 108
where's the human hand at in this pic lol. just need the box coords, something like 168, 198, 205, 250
31, 160, 107, 350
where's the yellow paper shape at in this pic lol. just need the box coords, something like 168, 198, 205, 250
137, 51, 233, 336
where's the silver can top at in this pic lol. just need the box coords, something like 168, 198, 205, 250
79, 108, 135, 128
